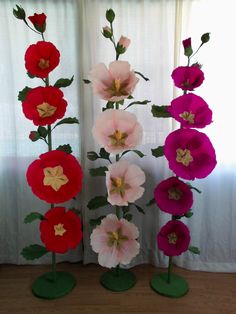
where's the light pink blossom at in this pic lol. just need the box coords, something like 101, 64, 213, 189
106, 160, 145, 206
90, 214, 140, 268
92, 109, 143, 154
89, 61, 139, 101
118, 36, 131, 50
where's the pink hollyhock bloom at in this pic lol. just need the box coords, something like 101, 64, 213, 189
89, 61, 139, 101
154, 177, 193, 216
90, 214, 140, 268
92, 109, 143, 154
118, 36, 131, 50
171, 66, 204, 91
168, 93, 212, 128
157, 220, 190, 256
182, 37, 191, 49
106, 160, 145, 206
164, 128, 216, 180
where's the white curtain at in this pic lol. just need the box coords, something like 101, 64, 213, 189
1, 0, 236, 272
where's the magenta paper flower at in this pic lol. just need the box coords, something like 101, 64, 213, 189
89, 61, 139, 101
154, 177, 193, 216
168, 93, 212, 128
157, 220, 190, 256
106, 160, 145, 206
164, 128, 216, 180
171, 66, 204, 91
92, 109, 143, 154
90, 214, 140, 268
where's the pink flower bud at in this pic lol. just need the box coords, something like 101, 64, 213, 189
102, 26, 112, 38
103, 26, 112, 33
182, 37, 191, 49
118, 36, 131, 50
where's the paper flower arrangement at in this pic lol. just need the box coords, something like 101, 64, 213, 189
14, 5, 83, 299
150, 33, 217, 297
86, 9, 149, 291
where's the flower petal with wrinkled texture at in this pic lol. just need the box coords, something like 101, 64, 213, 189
171, 66, 204, 91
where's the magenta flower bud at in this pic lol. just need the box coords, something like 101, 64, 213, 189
182, 37, 191, 49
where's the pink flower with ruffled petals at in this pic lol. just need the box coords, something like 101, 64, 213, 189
92, 109, 142, 154
164, 128, 216, 180
106, 160, 145, 206
89, 61, 139, 101
157, 220, 190, 256
171, 66, 204, 91
154, 177, 193, 216
168, 93, 212, 128
90, 214, 140, 268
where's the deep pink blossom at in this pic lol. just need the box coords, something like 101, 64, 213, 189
171, 66, 204, 91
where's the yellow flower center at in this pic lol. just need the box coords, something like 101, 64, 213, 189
54, 223, 66, 236
179, 111, 195, 124
37, 102, 57, 118
114, 79, 121, 92
110, 176, 130, 198
38, 58, 50, 69
176, 148, 193, 166
107, 78, 127, 97
107, 228, 128, 247
168, 232, 178, 244
108, 130, 128, 147
168, 187, 182, 200
43, 166, 69, 191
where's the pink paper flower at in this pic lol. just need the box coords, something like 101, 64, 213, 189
171, 66, 204, 91
157, 220, 190, 256
106, 160, 145, 206
118, 36, 131, 50
168, 93, 212, 128
154, 177, 193, 216
92, 109, 143, 154
90, 214, 140, 268
164, 128, 216, 180
89, 61, 139, 101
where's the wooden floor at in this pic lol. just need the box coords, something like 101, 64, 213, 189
0, 263, 236, 314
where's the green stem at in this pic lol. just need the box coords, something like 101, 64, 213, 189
52, 252, 57, 282
41, 32, 45, 41
190, 43, 203, 60
23, 19, 41, 35
47, 125, 52, 152
167, 256, 172, 284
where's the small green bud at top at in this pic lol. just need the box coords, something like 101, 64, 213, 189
106, 9, 115, 23
201, 33, 210, 44
13, 5, 26, 20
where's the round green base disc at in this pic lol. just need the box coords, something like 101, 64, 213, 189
150, 273, 189, 298
100, 268, 136, 292
32, 271, 76, 299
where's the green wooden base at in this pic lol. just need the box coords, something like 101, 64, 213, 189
100, 268, 136, 292
150, 272, 189, 298
32, 271, 76, 299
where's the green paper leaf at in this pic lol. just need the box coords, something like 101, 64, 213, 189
124, 214, 133, 221
173, 215, 183, 220
89, 166, 108, 176
87, 151, 99, 161
125, 100, 151, 110
102, 101, 115, 111
187, 183, 202, 194
99, 148, 110, 160
128, 95, 134, 99
133, 204, 145, 214
27, 72, 36, 79
121, 150, 145, 158
83, 79, 91, 84
87, 195, 109, 210
106, 9, 115, 23
24, 212, 45, 223
151, 146, 164, 158
90, 215, 106, 227
54, 117, 79, 128
37, 126, 48, 138
54, 76, 74, 88
21, 245, 48, 260
146, 198, 156, 206
188, 246, 200, 255
134, 71, 150, 81
185, 211, 193, 218
18, 86, 32, 102
151, 105, 171, 118
122, 205, 130, 214
56, 144, 72, 154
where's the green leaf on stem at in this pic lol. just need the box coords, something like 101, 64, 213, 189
89, 166, 108, 176
133, 204, 145, 214
146, 198, 156, 206
125, 100, 151, 110
21, 245, 48, 260
151, 146, 164, 158
134, 71, 150, 81
83, 79, 91, 84
121, 150, 145, 158
87, 151, 99, 161
186, 183, 202, 194
188, 246, 200, 255
106, 9, 115, 23
128, 95, 134, 99
53, 117, 79, 128
99, 148, 110, 160
90, 215, 106, 227
13, 5, 26, 20
54, 76, 74, 88
122, 205, 130, 214
24, 212, 45, 223
18, 86, 32, 101
185, 211, 194, 218
151, 105, 171, 118
124, 213, 133, 221
87, 196, 109, 210
37, 126, 48, 138
56, 144, 72, 154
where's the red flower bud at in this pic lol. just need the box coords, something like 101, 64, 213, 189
182, 37, 191, 49
29, 131, 40, 142
28, 13, 46, 32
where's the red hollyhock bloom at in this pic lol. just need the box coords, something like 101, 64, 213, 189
22, 86, 67, 126
40, 207, 82, 254
168, 93, 212, 128
25, 41, 60, 78
157, 220, 190, 256
182, 37, 191, 49
26, 150, 83, 203
164, 128, 216, 180
28, 13, 46, 32
154, 177, 193, 216
171, 66, 204, 91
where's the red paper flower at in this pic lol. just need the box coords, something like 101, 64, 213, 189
28, 13, 46, 32
157, 220, 190, 256
40, 207, 82, 254
22, 86, 67, 126
168, 93, 212, 128
182, 38, 191, 49
164, 128, 216, 180
26, 150, 83, 203
154, 177, 193, 216
25, 41, 60, 78
171, 66, 204, 91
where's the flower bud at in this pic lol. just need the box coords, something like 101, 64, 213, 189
28, 13, 47, 33
118, 36, 131, 51
182, 37, 193, 57
102, 26, 112, 38
87, 151, 99, 161
106, 9, 115, 23
201, 33, 210, 44
29, 131, 40, 142
13, 5, 26, 20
